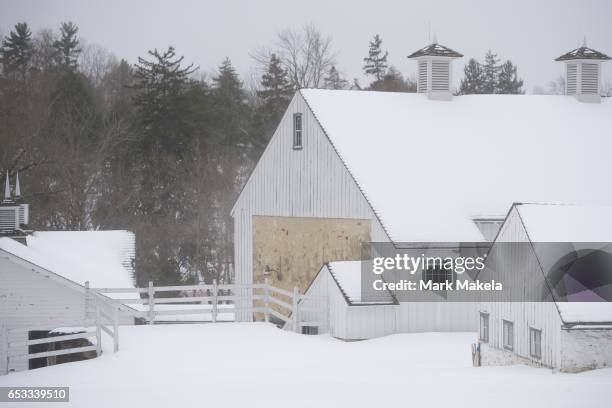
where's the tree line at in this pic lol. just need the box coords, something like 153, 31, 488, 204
0, 22, 526, 286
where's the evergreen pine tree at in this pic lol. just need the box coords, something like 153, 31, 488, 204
369, 66, 416, 92
497, 60, 524, 94
458, 58, 484, 94
323, 66, 348, 89
53, 22, 81, 70
363, 34, 388, 82
130, 46, 198, 286
481, 49, 500, 94
254, 54, 293, 146
1, 22, 33, 79
257, 54, 293, 109
211, 57, 251, 284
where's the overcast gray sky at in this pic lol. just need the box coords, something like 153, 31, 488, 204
1, 0, 611, 91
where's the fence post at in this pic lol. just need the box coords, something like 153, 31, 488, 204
148, 281, 155, 325
0, 325, 8, 375
95, 303, 102, 356
113, 306, 119, 353
212, 279, 218, 323
293, 286, 300, 333
263, 278, 270, 323
84, 280, 90, 320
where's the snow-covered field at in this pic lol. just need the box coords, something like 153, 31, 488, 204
1, 323, 611, 408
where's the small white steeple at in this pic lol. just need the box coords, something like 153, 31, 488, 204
15, 171, 21, 198
4, 171, 11, 201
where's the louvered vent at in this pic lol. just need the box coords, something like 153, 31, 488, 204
566, 64, 577, 95
581, 63, 598, 94
18, 204, 29, 226
431, 60, 450, 91
418, 60, 428, 93
0, 207, 18, 231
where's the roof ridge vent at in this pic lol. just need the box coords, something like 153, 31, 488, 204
408, 39, 463, 101
555, 41, 610, 103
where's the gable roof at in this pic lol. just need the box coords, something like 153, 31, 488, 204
514, 204, 612, 324
407, 43, 463, 58
327, 261, 396, 305
0, 231, 136, 298
300, 89, 612, 242
555, 46, 611, 61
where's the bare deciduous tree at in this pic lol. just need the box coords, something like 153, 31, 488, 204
252, 24, 337, 89
79, 42, 118, 86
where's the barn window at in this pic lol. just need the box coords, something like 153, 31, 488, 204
503, 320, 514, 351
529, 327, 542, 359
423, 266, 453, 286
479, 312, 489, 342
293, 113, 303, 150
301, 325, 318, 335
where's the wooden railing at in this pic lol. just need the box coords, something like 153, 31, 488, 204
91, 281, 327, 332
1, 282, 326, 375
0, 294, 120, 375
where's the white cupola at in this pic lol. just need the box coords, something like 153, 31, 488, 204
555, 39, 611, 103
0, 171, 29, 235
408, 35, 463, 101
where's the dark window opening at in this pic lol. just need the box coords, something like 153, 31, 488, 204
293, 113, 303, 150
301, 325, 318, 335
503, 320, 514, 351
479, 312, 489, 343
423, 266, 454, 285
529, 327, 542, 359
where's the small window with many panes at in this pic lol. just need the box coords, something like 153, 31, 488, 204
293, 113, 303, 150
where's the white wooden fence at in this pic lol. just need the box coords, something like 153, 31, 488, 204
0, 293, 120, 375
1, 281, 325, 375
91, 280, 326, 332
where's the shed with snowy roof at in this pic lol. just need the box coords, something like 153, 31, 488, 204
232, 38, 612, 337
0, 174, 137, 371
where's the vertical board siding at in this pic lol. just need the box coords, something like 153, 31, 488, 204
233, 91, 481, 335
301, 266, 348, 338
233, 92, 389, 321
479, 207, 563, 368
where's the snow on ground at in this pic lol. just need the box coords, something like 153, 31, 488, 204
1, 323, 611, 408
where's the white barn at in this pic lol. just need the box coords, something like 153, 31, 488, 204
0, 175, 137, 371
477, 203, 612, 372
232, 40, 612, 338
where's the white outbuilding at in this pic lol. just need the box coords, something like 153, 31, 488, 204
0, 174, 137, 371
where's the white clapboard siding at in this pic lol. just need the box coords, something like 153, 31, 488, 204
478, 206, 563, 368
232, 91, 391, 321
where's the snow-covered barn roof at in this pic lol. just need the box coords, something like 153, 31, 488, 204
0, 231, 136, 293
300, 89, 612, 242
514, 204, 612, 324
327, 261, 396, 305
517, 204, 612, 242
